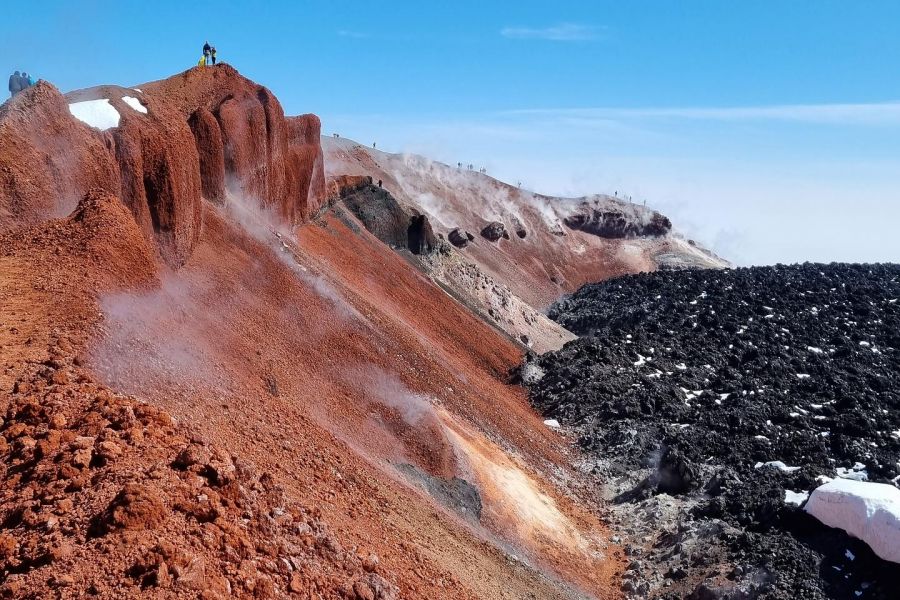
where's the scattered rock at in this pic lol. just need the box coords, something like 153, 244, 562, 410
528, 263, 900, 598
480, 221, 508, 242
448, 228, 470, 248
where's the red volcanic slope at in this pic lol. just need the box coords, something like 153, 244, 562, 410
0, 68, 625, 598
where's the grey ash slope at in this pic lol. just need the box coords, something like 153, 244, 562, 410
524, 263, 900, 599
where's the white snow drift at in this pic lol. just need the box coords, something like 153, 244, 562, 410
804, 478, 900, 564
122, 96, 148, 114
68, 99, 120, 130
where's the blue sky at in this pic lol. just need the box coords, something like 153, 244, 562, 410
5, 1, 900, 265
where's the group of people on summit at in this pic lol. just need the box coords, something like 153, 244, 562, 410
198, 41, 218, 67
7, 71, 35, 97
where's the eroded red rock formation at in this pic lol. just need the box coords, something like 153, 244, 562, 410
0, 66, 328, 268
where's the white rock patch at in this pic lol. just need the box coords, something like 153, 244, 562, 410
68, 99, 120, 130
805, 478, 900, 564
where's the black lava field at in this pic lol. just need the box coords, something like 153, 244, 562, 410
525, 263, 900, 599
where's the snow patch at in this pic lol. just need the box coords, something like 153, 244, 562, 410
805, 479, 900, 564
122, 96, 148, 114
784, 490, 809, 506
543, 419, 561, 428
836, 463, 869, 482
755, 460, 801, 473
68, 99, 120, 130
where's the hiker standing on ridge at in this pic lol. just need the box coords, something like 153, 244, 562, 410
8, 71, 22, 97
203, 41, 211, 65
22, 72, 33, 88
210, 46, 217, 65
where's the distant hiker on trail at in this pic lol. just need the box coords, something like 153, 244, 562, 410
372, 141, 376, 149
198, 55, 207, 67
22, 72, 33, 88
203, 41, 211, 63
210, 46, 217, 65
26, 73, 35, 86
378, 179, 383, 188
8, 71, 22, 97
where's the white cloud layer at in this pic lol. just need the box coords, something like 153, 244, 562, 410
500, 23, 602, 42
506, 102, 900, 125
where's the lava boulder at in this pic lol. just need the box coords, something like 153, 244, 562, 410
481, 221, 509, 242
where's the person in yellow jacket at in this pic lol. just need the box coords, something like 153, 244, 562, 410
198, 55, 207, 67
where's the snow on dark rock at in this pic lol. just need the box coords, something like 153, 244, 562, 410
525, 263, 900, 599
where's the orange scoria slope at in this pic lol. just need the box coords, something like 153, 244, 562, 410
0, 68, 624, 599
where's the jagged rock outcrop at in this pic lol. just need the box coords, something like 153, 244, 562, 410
563, 204, 672, 239
328, 174, 373, 201
480, 221, 509, 242
143, 66, 327, 225
0, 66, 328, 268
104, 89, 202, 267
339, 184, 437, 255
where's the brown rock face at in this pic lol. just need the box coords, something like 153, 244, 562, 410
0, 82, 119, 228
0, 65, 328, 268
287, 114, 327, 220
188, 107, 226, 204
144, 66, 327, 224
109, 95, 203, 267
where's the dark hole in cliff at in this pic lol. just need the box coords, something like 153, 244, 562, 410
407, 214, 437, 255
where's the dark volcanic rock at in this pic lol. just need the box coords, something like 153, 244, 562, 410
527, 263, 900, 599
563, 203, 671, 238
511, 216, 527, 239
480, 221, 509, 242
448, 228, 470, 248
341, 184, 436, 255
407, 214, 437, 255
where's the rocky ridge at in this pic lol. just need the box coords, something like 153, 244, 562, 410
0, 65, 326, 266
